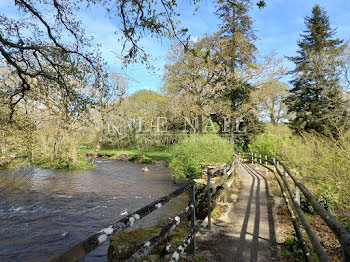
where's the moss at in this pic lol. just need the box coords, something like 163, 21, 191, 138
179, 255, 208, 262
109, 220, 191, 262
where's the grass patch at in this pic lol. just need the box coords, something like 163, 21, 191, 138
33, 156, 95, 170
1, 156, 95, 170
77, 146, 170, 163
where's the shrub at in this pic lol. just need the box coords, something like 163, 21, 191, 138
249, 123, 350, 225
168, 134, 234, 180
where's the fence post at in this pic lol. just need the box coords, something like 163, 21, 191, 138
295, 186, 301, 206
343, 247, 350, 262
207, 172, 212, 230
273, 157, 276, 172
259, 153, 262, 165
251, 152, 253, 163
265, 155, 268, 166
190, 183, 196, 256
223, 165, 227, 203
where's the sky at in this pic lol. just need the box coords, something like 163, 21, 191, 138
1, 0, 350, 93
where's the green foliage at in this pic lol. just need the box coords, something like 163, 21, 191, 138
280, 235, 304, 260
168, 134, 234, 180
286, 4, 347, 135
77, 147, 171, 163
32, 156, 95, 170
249, 124, 350, 225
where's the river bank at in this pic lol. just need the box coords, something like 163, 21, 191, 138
0, 147, 170, 170
78, 146, 171, 163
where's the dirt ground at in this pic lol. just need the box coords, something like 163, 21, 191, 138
195, 163, 283, 262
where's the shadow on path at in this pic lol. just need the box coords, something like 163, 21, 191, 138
197, 163, 279, 262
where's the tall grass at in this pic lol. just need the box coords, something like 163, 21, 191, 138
168, 134, 234, 180
249, 124, 350, 225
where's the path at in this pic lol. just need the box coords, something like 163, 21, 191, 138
197, 163, 280, 262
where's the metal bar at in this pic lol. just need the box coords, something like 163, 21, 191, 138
207, 172, 212, 230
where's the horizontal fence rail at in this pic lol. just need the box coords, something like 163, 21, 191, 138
243, 152, 350, 262
49, 155, 241, 262
49, 182, 194, 262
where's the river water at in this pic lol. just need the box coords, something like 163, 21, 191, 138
0, 159, 187, 261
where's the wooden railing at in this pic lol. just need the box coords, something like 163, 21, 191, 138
243, 152, 350, 262
49, 155, 241, 262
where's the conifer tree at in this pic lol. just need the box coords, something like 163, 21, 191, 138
215, 0, 261, 145
286, 5, 346, 135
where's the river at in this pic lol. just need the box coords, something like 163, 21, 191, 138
0, 158, 187, 261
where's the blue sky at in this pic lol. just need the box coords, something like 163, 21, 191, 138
1, 0, 350, 93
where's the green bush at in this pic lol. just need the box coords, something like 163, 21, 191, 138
249, 123, 350, 225
168, 134, 234, 180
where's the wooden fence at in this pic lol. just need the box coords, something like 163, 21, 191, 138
244, 152, 350, 262
49, 155, 241, 262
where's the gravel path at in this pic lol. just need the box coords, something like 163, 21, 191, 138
197, 163, 280, 262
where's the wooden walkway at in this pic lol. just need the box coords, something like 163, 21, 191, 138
197, 163, 280, 262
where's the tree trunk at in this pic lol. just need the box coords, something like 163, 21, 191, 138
0, 141, 6, 156
53, 131, 61, 159
71, 142, 78, 165
90, 136, 102, 164
0, 132, 6, 156
90, 115, 105, 164
31, 146, 35, 162
230, 117, 235, 144
198, 115, 203, 133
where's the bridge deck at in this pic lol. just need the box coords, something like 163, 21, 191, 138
197, 163, 280, 262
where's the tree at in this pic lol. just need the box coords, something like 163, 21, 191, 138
0, 0, 267, 119
0, 0, 198, 118
163, 38, 225, 133
215, 0, 257, 75
339, 42, 350, 94
89, 72, 127, 164
285, 4, 347, 135
253, 80, 289, 124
